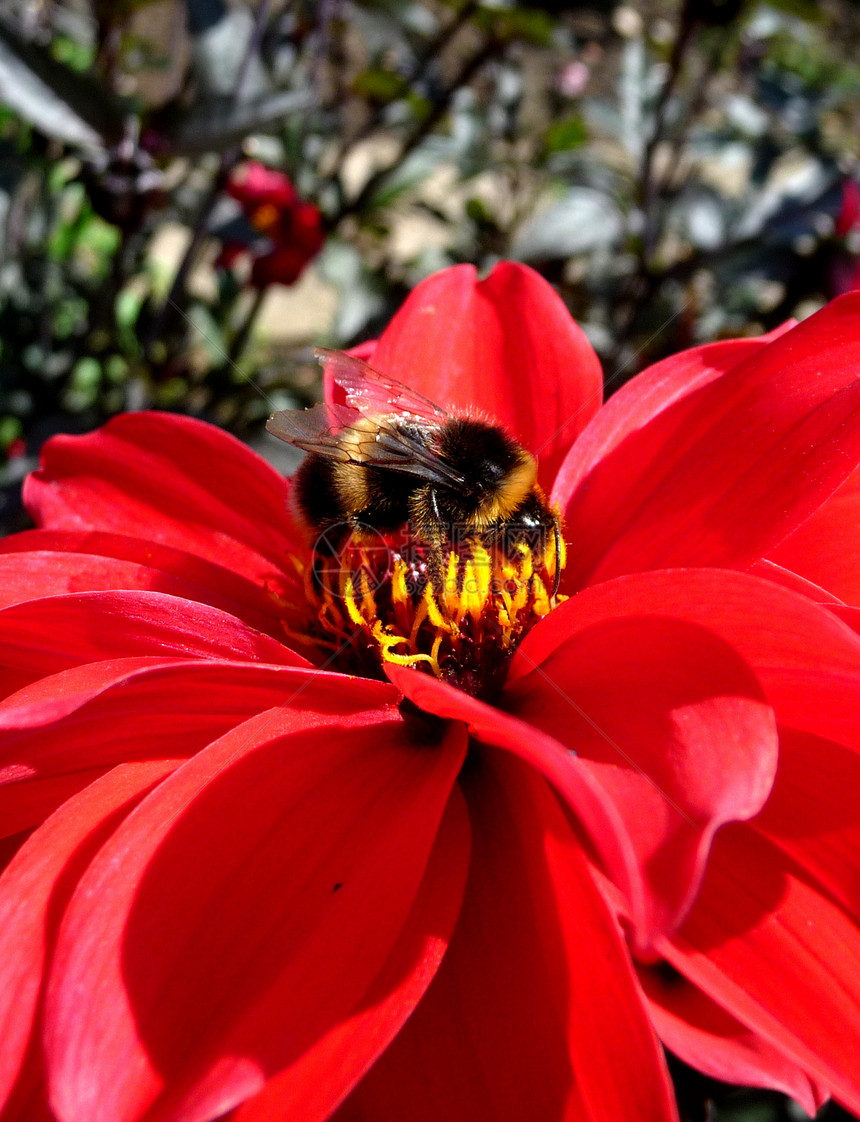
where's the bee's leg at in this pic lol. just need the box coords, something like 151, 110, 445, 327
409, 486, 446, 594
424, 541, 445, 594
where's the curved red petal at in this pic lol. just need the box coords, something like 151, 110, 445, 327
0, 529, 293, 635
505, 613, 777, 944
385, 664, 646, 945
748, 558, 842, 605
639, 962, 828, 1116
0, 658, 395, 783
367, 262, 603, 487
233, 787, 471, 1122
828, 603, 860, 635
753, 727, 860, 924
0, 761, 179, 1114
662, 826, 860, 1114
45, 710, 466, 1122
552, 332, 785, 509
515, 569, 860, 750
555, 294, 860, 589
338, 753, 677, 1122
24, 413, 302, 589
0, 590, 307, 690
770, 460, 860, 605
0, 767, 111, 839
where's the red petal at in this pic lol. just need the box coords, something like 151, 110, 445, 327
505, 613, 777, 944
45, 709, 467, 1122
0, 590, 307, 690
829, 603, 860, 635
233, 788, 471, 1122
0, 760, 179, 1113
515, 569, 860, 748
24, 413, 303, 589
553, 332, 786, 508
639, 962, 828, 1115
663, 826, 860, 1113
367, 262, 603, 487
0, 658, 395, 781
770, 460, 860, 605
0, 767, 111, 839
0, 529, 292, 635
386, 664, 646, 946
753, 727, 860, 924
555, 295, 860, 589
338, 752, 677, 1122
749, 558, 841, 604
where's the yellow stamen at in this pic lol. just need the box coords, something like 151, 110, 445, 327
292, 516, 566, 697
371, 621, 442, 675
342, 576, 366, 627
443, 551, 460, 616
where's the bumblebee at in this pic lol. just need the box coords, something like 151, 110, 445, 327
266, 348, 562, 594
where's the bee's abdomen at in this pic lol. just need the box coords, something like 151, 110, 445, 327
293, 450, 416, 537
292, 454, 346, 531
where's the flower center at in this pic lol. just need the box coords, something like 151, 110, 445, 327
280, 523, 566, 700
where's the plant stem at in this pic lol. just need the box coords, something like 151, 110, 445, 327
637, 0, 697, 263
228, 285, 267, 370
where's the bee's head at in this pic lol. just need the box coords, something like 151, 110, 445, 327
439, 418, 536, 512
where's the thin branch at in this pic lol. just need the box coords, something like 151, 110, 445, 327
637, 0, 697, 262
335, 35, 497, 224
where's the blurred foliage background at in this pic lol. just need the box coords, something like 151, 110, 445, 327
4, 0, 860, 535
1, 1, 860, 1118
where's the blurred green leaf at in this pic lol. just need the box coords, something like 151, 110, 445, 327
543, 114, 587, 156
764, 0, 824, 19
353, 67, 408, 105
64, 355, 102, 410
475, 7, 554, 46
51, 32, 96, 73
465, 196, 493, 226
188, 303, 226, 362
0, 415, 22, 449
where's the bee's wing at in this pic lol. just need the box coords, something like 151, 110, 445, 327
370, 418, 466, 487
266, 401, 359, 461
315, 347, 447, 423
267, 401, 466, 488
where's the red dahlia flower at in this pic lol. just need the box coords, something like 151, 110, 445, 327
1, 263, 860, 1122
216, 161, 324, 287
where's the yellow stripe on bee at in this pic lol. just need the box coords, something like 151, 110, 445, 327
474, 456, 538, 526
